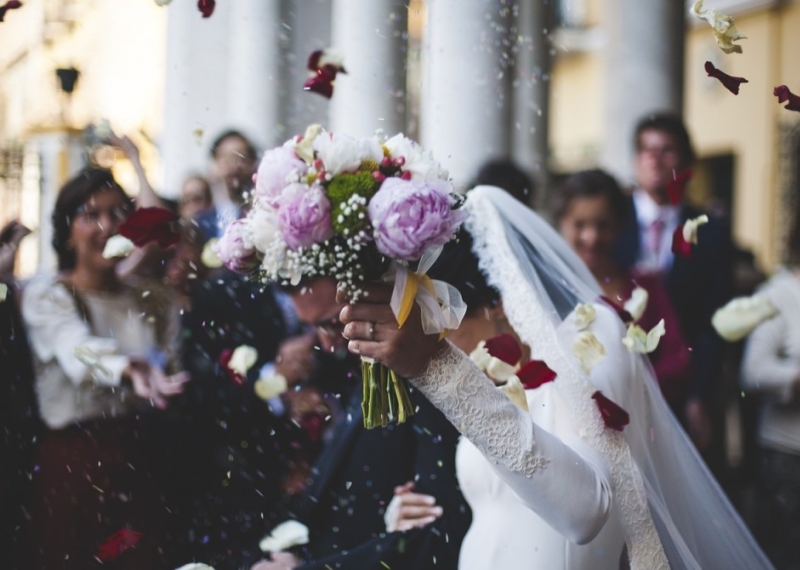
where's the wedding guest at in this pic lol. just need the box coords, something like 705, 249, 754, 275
472, 159, 536, 206
615, 113, 734, 456
741, 211, 800, 569
197, 130, 258, 242
248, 277, 469, 570
21, 167, 188, 569
179, 174, 213, 221
555, 169, 692, 407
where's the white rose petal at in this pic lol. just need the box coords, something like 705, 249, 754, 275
682, 215, 709, 245
259, 520, 310, 553
712, 293, 779, 342
573, 303, 597, 331
254, 374, 288, 401
468, 341, 517, 383
102, 235, 135, 259
691, 0, 747, 54
624, 287, 649, 322
316, 47, 345, 69
201, 238, 223, 268
0, 283, 7, 303
622, 319, 666, 354
572, 331, 606, 374
174, 564, 214, 570
500, 376, 529, 411
228, 345, 258, 378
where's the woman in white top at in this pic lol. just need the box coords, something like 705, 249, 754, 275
741, 255, 800, 567
340, 187, 772, 569
22, 167, 188, 569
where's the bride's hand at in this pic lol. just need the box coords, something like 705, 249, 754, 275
338, 282, 445, 378
384, 481, 443, 532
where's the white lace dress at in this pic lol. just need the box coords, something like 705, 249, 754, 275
411, 342, 626, 570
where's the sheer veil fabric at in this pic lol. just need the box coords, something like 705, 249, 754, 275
464, 186, 773, 570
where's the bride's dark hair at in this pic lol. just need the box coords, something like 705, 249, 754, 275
428, 229, 499, 314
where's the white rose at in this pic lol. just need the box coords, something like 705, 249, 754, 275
228, 345, 258, 378
622, 319, 666, 354
712, 294, 778, 342
259, 520, 310, 553
572, 331, 606, 374
573, 303, 597, 331
102, 235, 135, 259
624, 287, 649, 322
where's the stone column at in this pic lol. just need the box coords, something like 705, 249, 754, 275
602, 0, 685, 182
421, 0, 513, 186
329, 0, 408, 138
226, 0, 282, 148
511, 0, 553, 208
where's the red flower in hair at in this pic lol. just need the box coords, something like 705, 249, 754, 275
592, 391, 629, 431
218, 348, 245, 386
599, 296, 634, 324
0, 1, 22, 23
118, 207, 179, 248
665, 169, 692, 206
774, 85, 800, 112
517, 359, 557, 390
484, 333, 522, 366
197, 0, 215, 18
704, 62, 748, 95
303, 49, 346, 99
96, 528, 143, 561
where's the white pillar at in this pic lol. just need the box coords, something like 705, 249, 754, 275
226, 0, 282, 149
602, 0, 685, 183
329, 0, 408, 138
421, 0, 512, 186
511, 0, 552, 207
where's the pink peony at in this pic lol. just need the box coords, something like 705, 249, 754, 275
215, 219, 259, 274
255, 147, 308, 206
277, 183, 334, 249
368, 178, 465, 261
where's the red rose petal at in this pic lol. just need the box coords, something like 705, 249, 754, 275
517, 359, 557, 390
118, 207, 179, 248
483, 333, 522, 366
96, 529, 143, 561
0, 0, 23, 22
704, 61, 748, 95
671, 225, 692, 259
592, 391, 629, 431
307, 50, 323, 72
599, 296, 634, 324
303, 74, 334, 99
774, 85, 800, 113
197, 0, 215, 18
665, 169, 692, 206
218, 348, 245, 386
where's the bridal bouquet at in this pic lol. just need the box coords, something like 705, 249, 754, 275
216, 125, 466, 428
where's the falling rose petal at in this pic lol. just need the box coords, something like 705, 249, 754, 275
303, 48, 346, 99
118, 207, 179, 248
200, 238, 223, 268
682, 215, 709, 244
259, 520, 310, 553
573, 303, 597, 331
704, 61, 748, 95
665, 169, 692, 206
691, 0, 747, 54
197, 0, 214, 18
218, 349, 245, 386
499, 376, 529, 411
671, 226, 692, 258
470, 335, 521, 383
303, 74, 334, 99
228, 345, 258, 378
712, 293, 779, 341
774, 85, 800, 113
599, 296, 634, 324
0, 1, 22, 23
623, 287, 649, 323
484, 334, 522, 365
572, 331, 606, 374
592, 391, 630, 431
102, 234, 135, 259
516, 359, 557, 390
622, 319, 666, 354
154, 0, 172, 6
96, 528, 143, 561
254, 373, 288, 401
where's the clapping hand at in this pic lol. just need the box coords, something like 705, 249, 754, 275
124, 361, 189, 409
384, 481, 443, 532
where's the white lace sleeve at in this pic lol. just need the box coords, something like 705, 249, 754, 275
410, 342, 613, 544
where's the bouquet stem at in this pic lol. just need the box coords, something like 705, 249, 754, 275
361, 359, 415, 429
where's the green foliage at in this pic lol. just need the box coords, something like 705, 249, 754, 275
327, 171, 381, 235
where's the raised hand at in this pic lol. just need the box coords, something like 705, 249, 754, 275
384, 481, 443, 532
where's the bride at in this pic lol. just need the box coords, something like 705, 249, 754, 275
340, 186, 772, 569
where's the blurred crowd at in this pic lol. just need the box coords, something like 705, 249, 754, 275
1, 114, 797, 569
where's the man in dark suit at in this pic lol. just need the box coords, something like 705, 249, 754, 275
250, 278, 471, 570
616, 113, 734, 463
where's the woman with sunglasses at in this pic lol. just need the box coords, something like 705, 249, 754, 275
21, 168, 188, 569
